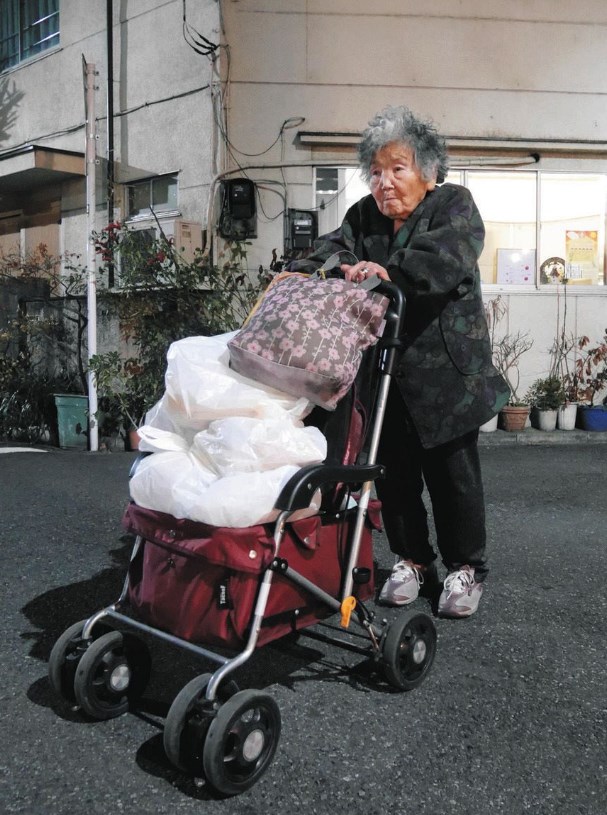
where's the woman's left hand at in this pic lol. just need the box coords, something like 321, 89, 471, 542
341, 261, 391, 283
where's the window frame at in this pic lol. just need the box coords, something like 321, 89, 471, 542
125, 173, 180, 221
457, 168, 607, 292
313, 164, 607, 293
0, 0, 60, 72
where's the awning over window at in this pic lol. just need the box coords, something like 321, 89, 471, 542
0, 145, 85, 194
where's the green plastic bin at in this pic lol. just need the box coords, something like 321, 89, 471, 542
54, 394, 89, 449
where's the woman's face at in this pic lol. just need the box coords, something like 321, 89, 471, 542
369, 142, 436, 224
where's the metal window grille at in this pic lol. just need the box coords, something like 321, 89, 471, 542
0, 0, 59, 71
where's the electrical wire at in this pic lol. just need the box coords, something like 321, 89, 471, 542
182, 0, 218, 56
254, 181, 287, 222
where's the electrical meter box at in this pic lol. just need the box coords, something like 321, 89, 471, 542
218, 179, 257, 239
287, 208, 318, 251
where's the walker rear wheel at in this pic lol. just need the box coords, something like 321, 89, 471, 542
381, 611, 437, 691
73, 630, 151, 719
202, 690, 281, 796
48, 619, 111, 703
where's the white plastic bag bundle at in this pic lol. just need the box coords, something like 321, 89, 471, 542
129, 450, 215, 518
130, 453, 322, 527
191, 416, 326, 476
136, 426, 189, 454
144, 332, 311, 442
129, 332, 327, 527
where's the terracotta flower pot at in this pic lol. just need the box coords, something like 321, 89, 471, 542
127, 427, 141, 450
500, 405, 530, 432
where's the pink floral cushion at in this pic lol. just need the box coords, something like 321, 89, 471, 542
228, 273, 388, 410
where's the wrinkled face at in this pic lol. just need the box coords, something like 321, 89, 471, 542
369, 142, 435, 224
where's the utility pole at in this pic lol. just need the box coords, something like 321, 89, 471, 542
84, 56, 99, 452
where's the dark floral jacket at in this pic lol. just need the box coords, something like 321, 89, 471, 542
289, 183, 510, 448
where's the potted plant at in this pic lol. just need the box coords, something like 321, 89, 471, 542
480, 296, 509, 432
546, 280, 579, 430
572, 331, 607, 431
492, 329, 534, 432
524, 375, 566, 431
88, 352, 147, 449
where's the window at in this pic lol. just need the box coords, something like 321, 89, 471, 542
0, 0, 59, 71
467, 170, 606, 287
467, 172, 538, 286
126, 174, 178, 219
539, 173, 606, 286
314, 165, 607, 287
314, 167, 367, 237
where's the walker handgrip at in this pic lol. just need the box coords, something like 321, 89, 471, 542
274, 462, 385, 512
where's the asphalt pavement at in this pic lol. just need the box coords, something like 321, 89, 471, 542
1, 439, 606, 815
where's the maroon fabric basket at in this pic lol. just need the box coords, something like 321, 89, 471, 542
122, 501, 381, 651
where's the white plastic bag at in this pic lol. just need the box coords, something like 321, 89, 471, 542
137, 426, 190, 454
129, 331, 327, 527
190, 416, 326, 476
130, 456, 320, 527
129, 451, 215, 519
145, 332, 312, 442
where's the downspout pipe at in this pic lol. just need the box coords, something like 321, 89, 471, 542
106, 0, 115, 288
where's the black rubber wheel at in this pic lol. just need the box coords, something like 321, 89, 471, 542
73, 630, 151, 720
381, 610, 437, 691
163, 673, 239, 774
48, 619, 111, 703
202, 690, 281, 796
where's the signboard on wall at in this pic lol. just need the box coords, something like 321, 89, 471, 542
565, 230, 598, 280
496, 249, 535, 285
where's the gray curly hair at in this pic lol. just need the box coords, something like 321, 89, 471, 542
358, 105, 449, 185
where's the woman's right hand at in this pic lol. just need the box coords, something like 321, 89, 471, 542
341, 260, 390, 283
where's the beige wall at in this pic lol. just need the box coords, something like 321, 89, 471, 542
222, 0, 607, 144
219, 0, 607, 391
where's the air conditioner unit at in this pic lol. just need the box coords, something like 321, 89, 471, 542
128, 218, 203, 263
116, 218, 205, 289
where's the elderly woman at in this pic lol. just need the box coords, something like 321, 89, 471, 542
289, 105, 509, 618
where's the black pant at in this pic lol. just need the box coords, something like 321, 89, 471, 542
375, 384, 488, 580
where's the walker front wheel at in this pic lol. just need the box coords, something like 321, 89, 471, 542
164, 673, 239, 774
202, 690, 281, 796
381, 611, 437, 691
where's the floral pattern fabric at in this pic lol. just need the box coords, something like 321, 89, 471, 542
228, 273, 388, 410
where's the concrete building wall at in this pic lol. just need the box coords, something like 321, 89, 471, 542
2, 0, 607, 397
0, 0, 219, 238
218, 0, 607, 394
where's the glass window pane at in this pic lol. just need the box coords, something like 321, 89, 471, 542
467, 171, 537, 285
151, 175, 177, 211
540, 173, 606, 286
127, 174, 178, 218
1, 0, 58, 70
314, 166, 367, 235
128, 182, 151, 217
444, 169, 462, 185
0, 0, 20, 70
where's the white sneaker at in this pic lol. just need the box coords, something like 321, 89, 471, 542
438, 565, 484, 618
379, 559, 424, 606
